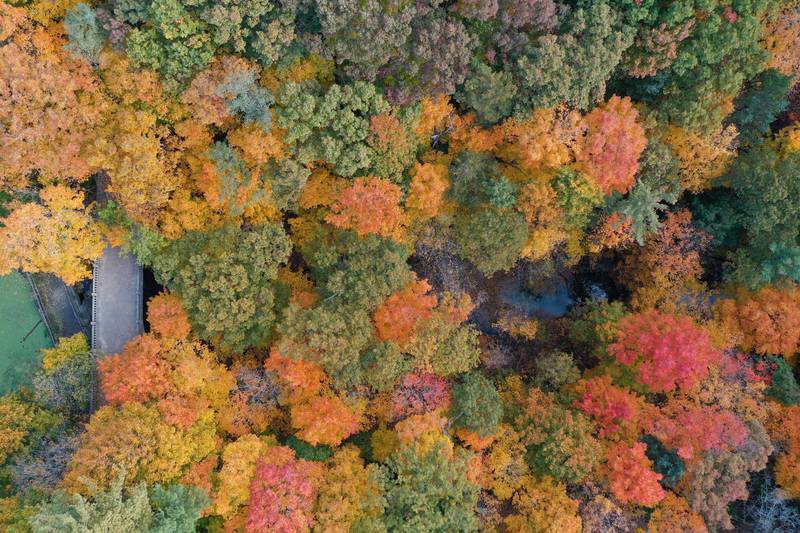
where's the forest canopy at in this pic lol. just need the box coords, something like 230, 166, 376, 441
2, 0, 800, 531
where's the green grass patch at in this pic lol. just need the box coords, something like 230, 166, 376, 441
0, 272, 52, 394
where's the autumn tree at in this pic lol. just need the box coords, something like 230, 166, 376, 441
680, 421, 773, 530
609, 310, 721, 392
245, 446, 321, 533
314, 446, 383, 532
0, 393, 60, 465
181, 56, 272, 129
573, 375, 642, 439
647, 493, 709, 533
644, 405, 749, 461
620, 209, 711, 311
522, 391, 603, 483
214, 435, 273, 519
576, 95, 648, 195
373, 278, 437, 346
147, 293, 192, 340
718, 285, 800, 359
0, 3, 108, 189
504, 475, 582, 533
62, 403, 215, 492
290, 395, 363, 447
406, 160, 450, 222
0, 185, 104, 284
84, 108, 182, 225
325, 177, 405, 238
605, 442, 666, 507
392, 373, 450, 420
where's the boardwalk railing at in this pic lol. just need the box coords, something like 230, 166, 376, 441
23, 272, 56, 345
90, 258, 99, 350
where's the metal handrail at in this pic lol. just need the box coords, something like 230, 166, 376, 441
23, 272, 56, 345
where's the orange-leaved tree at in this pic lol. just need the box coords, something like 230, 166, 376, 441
0, 2, 108, 189
718, 285, 800, 360
147, 292, 192, 340
373, 277, 437, 345
605, 441, 665, 506
325, 176, 405, 237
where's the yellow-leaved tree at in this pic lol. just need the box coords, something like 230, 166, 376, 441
0, 185, 104, 284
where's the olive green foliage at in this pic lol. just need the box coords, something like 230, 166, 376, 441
450, 373, 502, 438
265, 158, 311, 212
361, 342, 412, 392
553, 168, 603, 231
373, 444, 479, 532
449, 152, 518, 209
304, 232, 414, 310
567, 300, 627, 357
453, 208, 528, 275
381, 14, 475, 105
511, 2, 634, 111
153, 224, 292, 352
276, 81, 391, 177
766, 357, 800, 406
457, 61, 517, 125
32, 351, 94, 416
405, 317, 482, 377
125, 0, 216, 89
276, 302, 373, 387
124, 0, 295, 88
199, 0, 296, 65
532, 351, 581, 392
316, 0, 415, 82
524, 408, 602, 483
